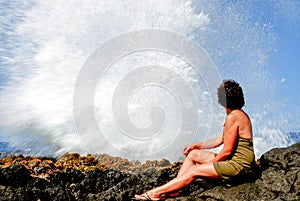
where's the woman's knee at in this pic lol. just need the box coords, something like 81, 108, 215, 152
187, 150, 215, 164
186, 149, 200, 161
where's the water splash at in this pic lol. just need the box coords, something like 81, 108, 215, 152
0, 0, 298, 161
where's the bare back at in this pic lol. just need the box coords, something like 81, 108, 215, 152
231, 110, 253, 140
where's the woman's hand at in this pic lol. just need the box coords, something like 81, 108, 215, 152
182, 144, 194, 156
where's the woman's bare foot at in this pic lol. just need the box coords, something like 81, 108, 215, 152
133, 191, 164, 200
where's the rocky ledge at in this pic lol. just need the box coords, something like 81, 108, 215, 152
0, 142, 299, 201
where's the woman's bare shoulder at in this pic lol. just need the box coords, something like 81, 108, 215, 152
226, 110, 243, 120
226, 110, 251, 126
231, 110, 249, 119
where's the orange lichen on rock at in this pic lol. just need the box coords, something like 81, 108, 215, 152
0, 153, 107, 178
0, 152, 172, 179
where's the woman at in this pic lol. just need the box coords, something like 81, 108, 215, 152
133, 80, 255, 201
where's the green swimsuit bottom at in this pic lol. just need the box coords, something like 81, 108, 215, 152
213, 137, 255, 180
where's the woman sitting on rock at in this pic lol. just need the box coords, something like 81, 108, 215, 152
133, 79, 255, 200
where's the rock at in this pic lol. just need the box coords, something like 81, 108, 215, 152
0, 186, 37, 201
0, 142, 299, 200
158, 158, 171, 167
0, 164, 32, 187
259, 142, 300, 170
50, 169, 85, 187
44, 186, 75, 201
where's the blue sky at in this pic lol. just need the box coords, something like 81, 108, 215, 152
260, 1, 300, 134
245, 1, 299, 106
229, 0, 300, 126
268, 4, 300, 124
258, 1, 299, 105
271, 19, 300, 103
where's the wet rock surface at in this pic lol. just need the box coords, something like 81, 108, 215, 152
0, 142, 299, 201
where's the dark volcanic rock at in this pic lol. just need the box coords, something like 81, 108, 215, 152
0, 142, 299, 201
0, 164, 32, 187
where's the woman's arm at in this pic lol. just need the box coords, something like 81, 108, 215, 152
193, 132, 224, 149
210, 113, 238, 162
183, 132, 223, 156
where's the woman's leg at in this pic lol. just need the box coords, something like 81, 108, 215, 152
135, 163, 218, 200
177, 149, 216, 177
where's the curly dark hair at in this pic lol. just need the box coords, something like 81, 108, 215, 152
217, 79, 245, 110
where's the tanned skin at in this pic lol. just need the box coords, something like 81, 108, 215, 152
134, 108, 253, 200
